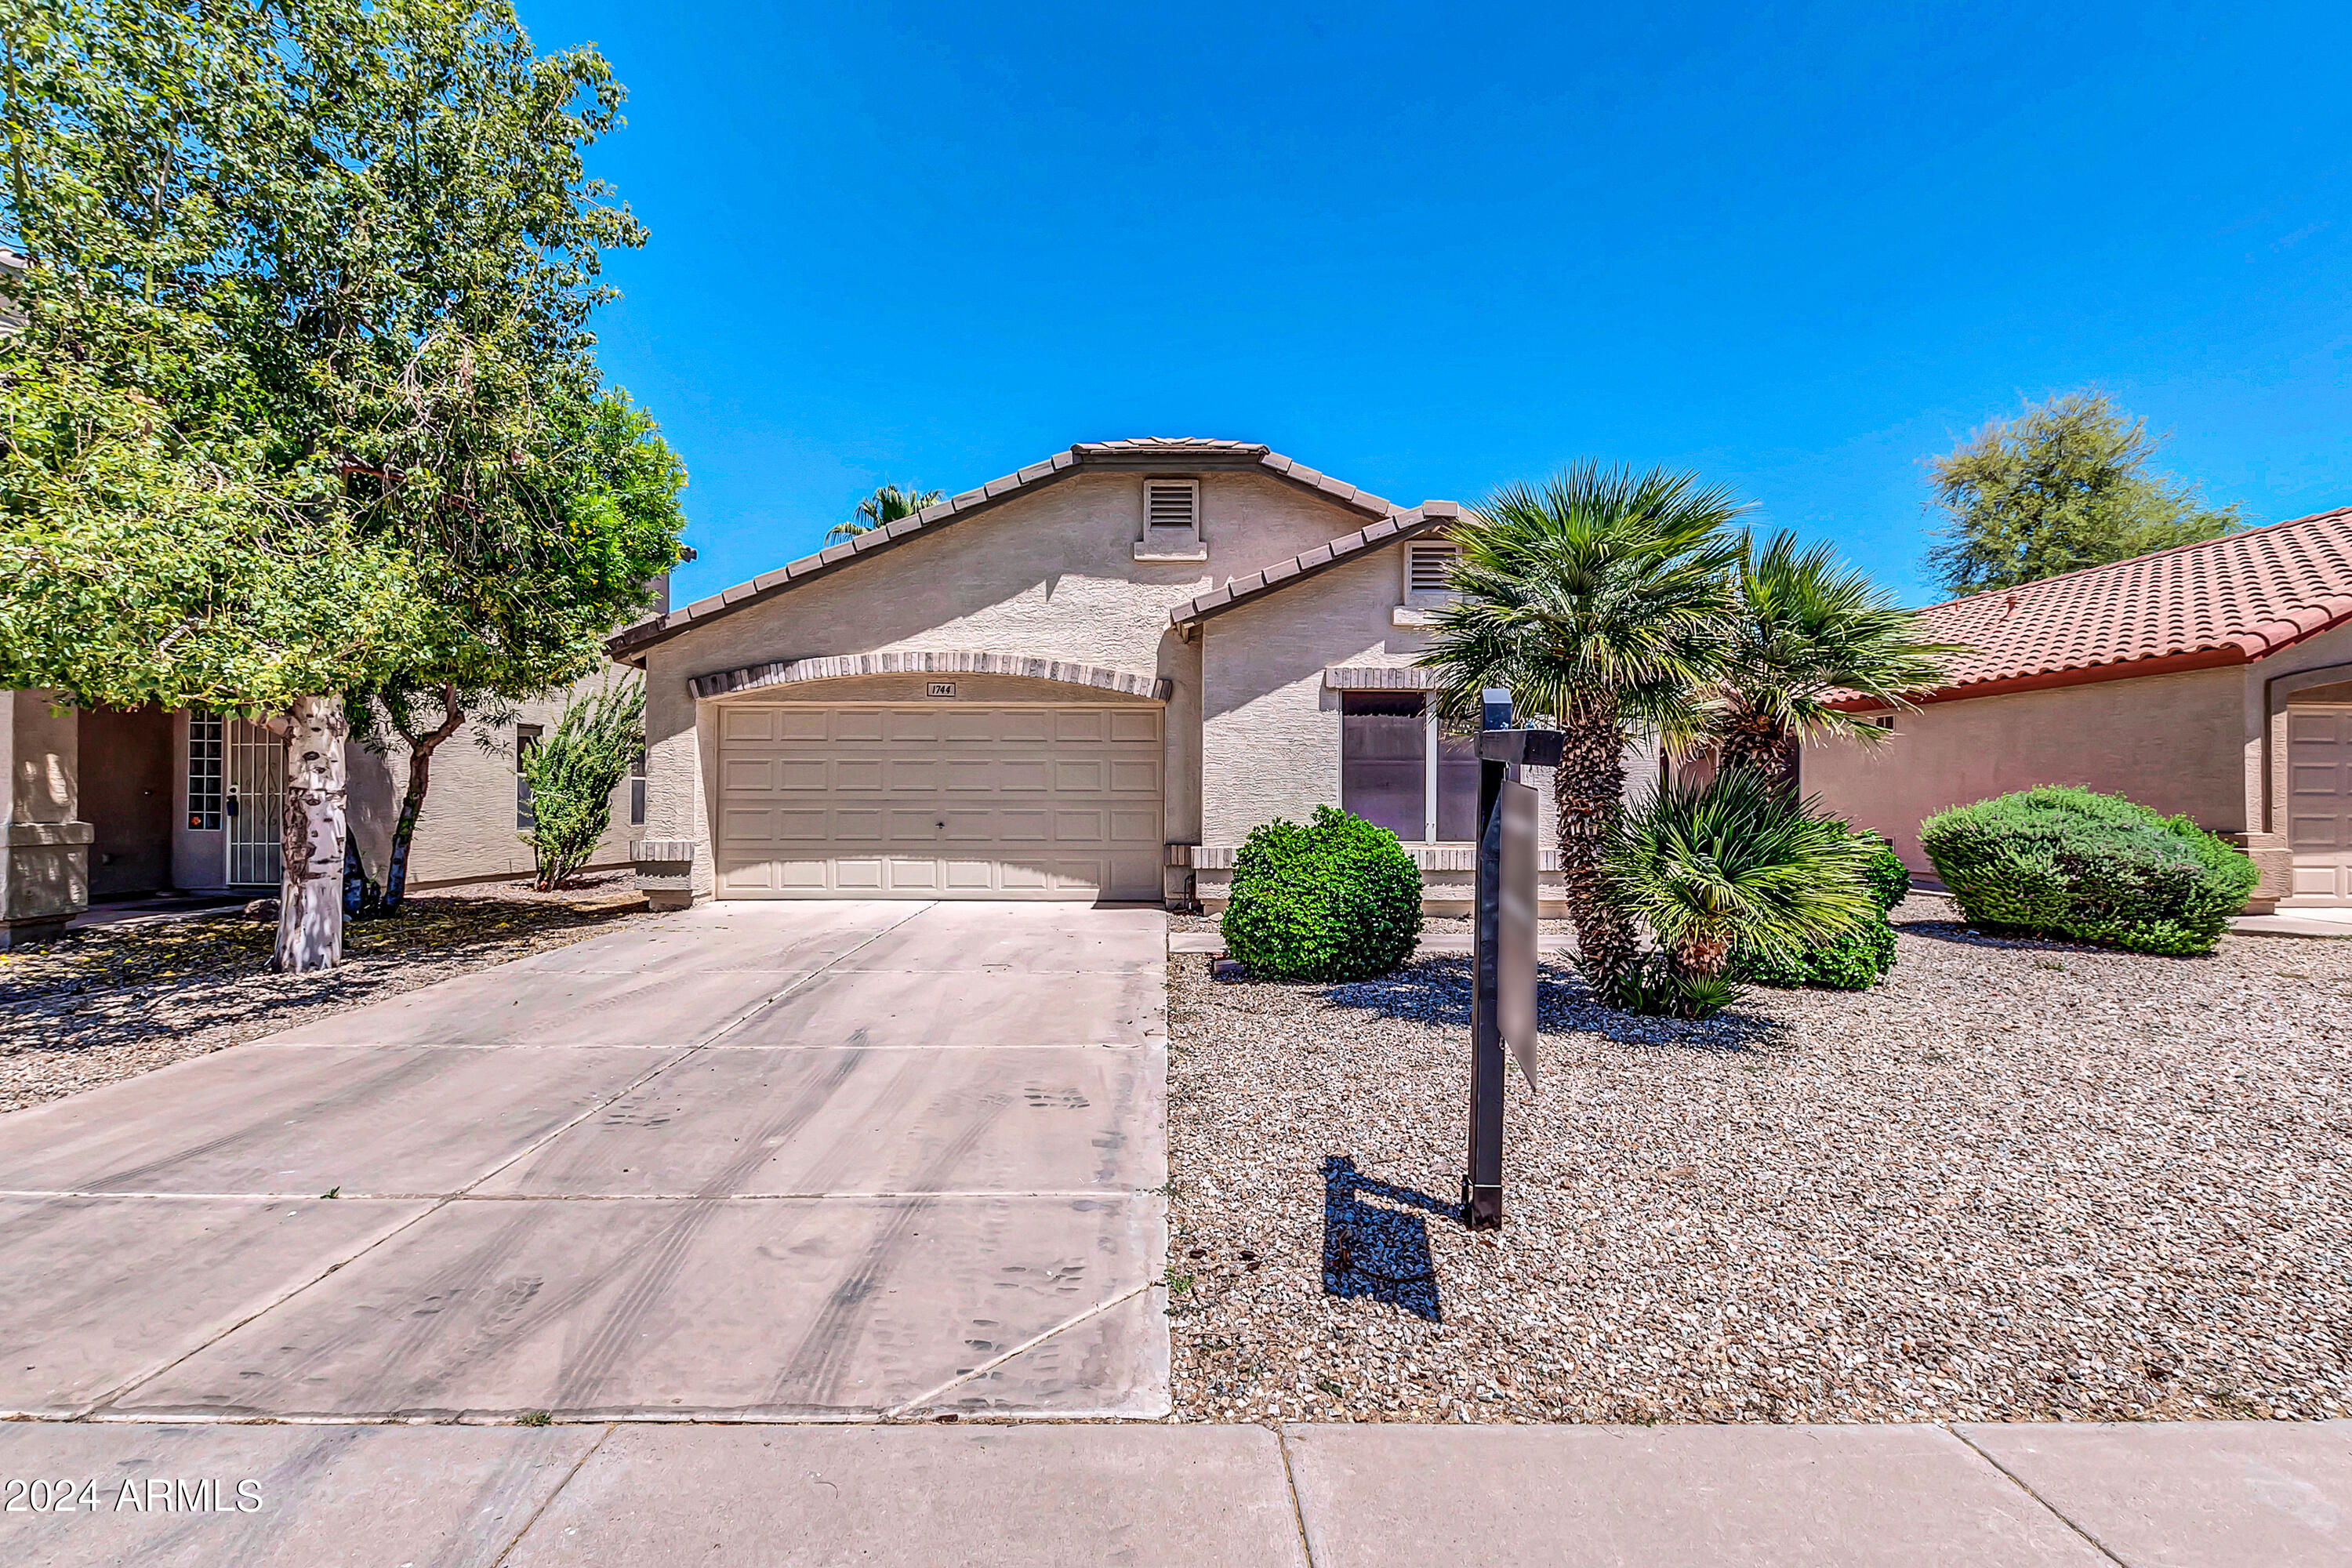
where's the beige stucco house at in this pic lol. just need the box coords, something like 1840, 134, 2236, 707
1806, 506, 2352, 912
611, 438, 1592, 914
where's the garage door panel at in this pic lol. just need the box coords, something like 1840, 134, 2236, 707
717, 702, 1163, 900
2286, 704, 2352, 906
721, 758, 774, 791
720, 708, 776, 742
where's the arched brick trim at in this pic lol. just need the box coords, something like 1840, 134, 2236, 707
690, 649, 1173, 702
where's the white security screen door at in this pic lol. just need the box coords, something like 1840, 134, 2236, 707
225, 718, 284, 887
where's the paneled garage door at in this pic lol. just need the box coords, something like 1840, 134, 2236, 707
715, 702, 1164, 899
2287, 705, 2352, 903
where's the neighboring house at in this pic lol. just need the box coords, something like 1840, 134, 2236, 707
0, 652, 658, 949
1807, 506, 2352, 912
611, 438, 1624, 913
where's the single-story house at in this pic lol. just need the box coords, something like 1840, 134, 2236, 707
610, 438, 1617, 913
1806, 506, 2352, 912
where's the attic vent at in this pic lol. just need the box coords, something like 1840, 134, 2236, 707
1145, 480, 1199, 530
1406, 542, 1460, 597
1134, 478, 1207, 560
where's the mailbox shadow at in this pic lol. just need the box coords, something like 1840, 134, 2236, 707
1320, 1156, 1450, 1323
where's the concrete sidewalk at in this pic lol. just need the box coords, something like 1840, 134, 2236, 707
0, 1418, 2344, 1566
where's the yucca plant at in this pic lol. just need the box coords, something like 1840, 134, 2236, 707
1710, 531, 1961, 788
1604, 768, 1878, 985
1416, 464, 1745, 986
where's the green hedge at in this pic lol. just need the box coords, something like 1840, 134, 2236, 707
1221, 806, 1423, 981
1733, 832, 1905, 991
1919, 786, 2258, 956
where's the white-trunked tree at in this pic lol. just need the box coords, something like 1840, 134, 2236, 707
0, 0, 684, 968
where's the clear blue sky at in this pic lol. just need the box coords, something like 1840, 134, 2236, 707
522, 0, 2351, 608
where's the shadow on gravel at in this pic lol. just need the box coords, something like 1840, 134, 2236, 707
1321, 1156, 1449, 1322
1894, 918, 2113, 955
1319, 956, 1790, 1055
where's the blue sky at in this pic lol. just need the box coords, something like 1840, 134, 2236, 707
523, 1, 2351, 608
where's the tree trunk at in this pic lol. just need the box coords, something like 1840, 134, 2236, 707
381, 683, 464, 914
275, 695, 347, 973
1555, 714, 1638, 988
1716, 712, 1796, 794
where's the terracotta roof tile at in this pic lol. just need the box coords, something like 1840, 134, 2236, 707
1911, 506, 2352, 695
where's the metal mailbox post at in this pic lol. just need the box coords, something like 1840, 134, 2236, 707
1463, 689, 1563, 1229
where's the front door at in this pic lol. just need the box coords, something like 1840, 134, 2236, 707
225, 718, 284, 887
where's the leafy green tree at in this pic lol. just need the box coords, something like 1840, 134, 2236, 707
518, 679, 643, 891
0, 0, 681, 964
1922, 390, 2243, 595
351, 392, 685, 913
1417, 464, 1744, 986
826, 481, 942, 543
1710, 531, 1959, 789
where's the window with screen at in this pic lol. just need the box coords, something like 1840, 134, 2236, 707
630, 747, 648, 826
1341, 694, 1487, 843
187, 713, 223, 829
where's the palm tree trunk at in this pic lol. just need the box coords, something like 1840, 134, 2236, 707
1555, 717, 1637, 986
1717, 713, 1796, 793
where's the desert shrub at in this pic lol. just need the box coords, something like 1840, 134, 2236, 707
1919, 786, 2257, 956
1605, 953, 1739, 1020
519, 681, 644, 891
1221, 806, 1422, 982
1603, 770, 1878, 983
1733, 830, 1906, 990
1860, 835, 1911, 911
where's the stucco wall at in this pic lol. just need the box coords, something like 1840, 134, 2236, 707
638, 469, 1382, 901
1801, 664, 2248, 872
347, 676, 637, 891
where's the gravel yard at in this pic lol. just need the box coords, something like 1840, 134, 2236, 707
0, 877, 654, 1114
1165, 901, 2352, 1425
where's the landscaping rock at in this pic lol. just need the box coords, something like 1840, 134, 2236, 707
1165, 898, 2352, 1425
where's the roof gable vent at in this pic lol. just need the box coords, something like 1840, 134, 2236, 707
1406, 541, 1460, 598
1135, 478, 1207, 561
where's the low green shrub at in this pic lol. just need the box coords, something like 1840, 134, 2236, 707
1919, 786, 2258, 956
1605, 953, 1737, 1020
1221, 806, 1423, 982
1733, 831, 1906, 990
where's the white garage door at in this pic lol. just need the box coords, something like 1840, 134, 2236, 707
2287, 705, 2352, 903
715, 702, 1164, 900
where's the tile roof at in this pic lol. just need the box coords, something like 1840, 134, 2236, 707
608, 439, 1406, 659
1170, 503, 1464, 626
1905, 506, 2352, 700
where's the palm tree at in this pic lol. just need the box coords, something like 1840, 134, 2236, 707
826, 481, 943, 545
1417, 463, 1746, 985
1708, 531, 1961, 789
1604, 768, 1877, 978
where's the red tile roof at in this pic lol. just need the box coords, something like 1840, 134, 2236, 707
1906, 506, 2352, 701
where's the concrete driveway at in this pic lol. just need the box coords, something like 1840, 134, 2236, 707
0, 902, 1169, 1422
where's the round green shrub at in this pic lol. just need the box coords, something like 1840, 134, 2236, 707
1221, 806, 1423, 982
1919, 785, 2258, 956
1860, 835, 1911, 912
1730, 829, 1904, 990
